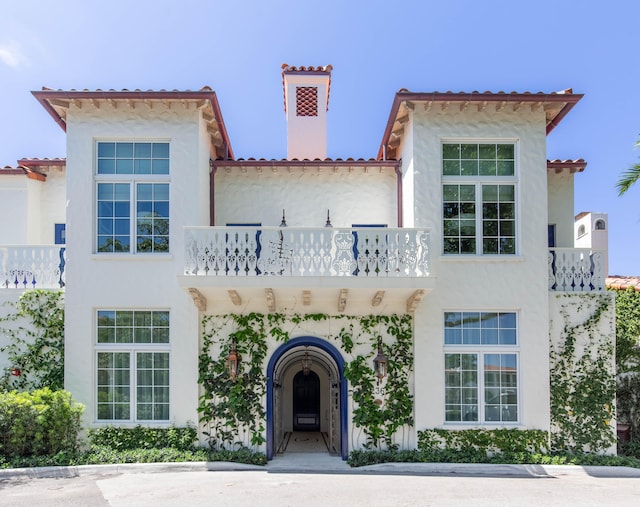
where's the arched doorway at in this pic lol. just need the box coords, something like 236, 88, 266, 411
266, 336, 347, 460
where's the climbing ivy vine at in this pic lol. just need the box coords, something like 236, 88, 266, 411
0, 290, 65, 391
198, 313, 414, 451
549, 293, 616, 453
610, 287, 640, 442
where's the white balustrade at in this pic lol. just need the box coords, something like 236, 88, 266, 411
0, 246, 66, 289
185, 227, 430, 278
548, 248, 605, 292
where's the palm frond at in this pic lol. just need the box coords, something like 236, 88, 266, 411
616, 163, 640, 196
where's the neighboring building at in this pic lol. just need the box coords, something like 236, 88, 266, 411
575, 211, 609, 276
1, 66, 615, 458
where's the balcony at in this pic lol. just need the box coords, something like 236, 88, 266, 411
548, 248, 605, 292
184, 226, 431, 279
181, 227, 433, 314
0, 246, 66, 289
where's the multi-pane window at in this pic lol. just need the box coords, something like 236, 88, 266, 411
96, 142, 169, 253
96, 310, 170, 421
442, 143, 516, 255
444, 311, 518, 423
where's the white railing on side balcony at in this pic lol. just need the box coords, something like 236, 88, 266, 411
185, 227, 430, 277
0, 246, 66, 289
548, 248, 605, 292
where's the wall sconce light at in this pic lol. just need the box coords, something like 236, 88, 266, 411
280, 209, 288, 227
373, 338, 387, 383
227, 341, 240, 381
325, 209, 332, 227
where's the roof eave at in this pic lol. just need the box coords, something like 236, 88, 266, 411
378, 91, 584, 160
32, 89, 234, 159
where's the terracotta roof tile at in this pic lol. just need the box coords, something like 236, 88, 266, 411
606, 276, 640, 292
281, 64, 333, 73
18, 157, 66, 168
547, 159, 587, 173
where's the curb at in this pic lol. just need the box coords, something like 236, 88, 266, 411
2, 461, 640, 479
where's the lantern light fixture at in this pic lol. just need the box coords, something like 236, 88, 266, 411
227, 341, 240, 381
373, 338, 387, 383
301, 347, 312, 376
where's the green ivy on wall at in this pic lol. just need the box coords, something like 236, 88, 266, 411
609, 287, 640, 441
197, 313, 414, 451
550, 293, 616, 453
0, 290, 65, 391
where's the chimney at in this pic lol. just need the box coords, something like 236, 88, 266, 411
282, 64, 333, 160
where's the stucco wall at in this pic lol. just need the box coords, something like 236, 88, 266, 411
37, 169, 67, 244
214, 169, 397, 228
0, 290, 23, 374
63, 102, 210, 428
0, 177, 29, 244
548, 291, 616, 453
547, 171, 575, 248
406, 107, 552, 432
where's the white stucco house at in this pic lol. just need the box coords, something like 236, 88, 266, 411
1, 65, 615, 458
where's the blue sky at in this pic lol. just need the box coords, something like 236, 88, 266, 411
1, 0, 639, 275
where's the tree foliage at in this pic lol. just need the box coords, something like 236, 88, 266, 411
616, 137, 640, 196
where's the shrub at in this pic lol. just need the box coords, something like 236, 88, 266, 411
0, 388, 83, 459
417, 428, 549, 456
87, 425, 198, 451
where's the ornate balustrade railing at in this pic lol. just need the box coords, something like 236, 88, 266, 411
0, 246, 66, 289
548, 248, 605, 292
185, 227, 430, 278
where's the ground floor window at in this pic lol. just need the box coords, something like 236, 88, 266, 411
96, 310, 170, 421
444, 311, 518, 423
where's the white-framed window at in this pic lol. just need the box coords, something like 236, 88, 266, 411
96, 310, 170, 421
577, 224, 586, 238
96, 141, 170, 253
443, 311, 518, 423
442, 143, 516, 255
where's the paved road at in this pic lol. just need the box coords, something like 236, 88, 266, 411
1, 464, 640, 507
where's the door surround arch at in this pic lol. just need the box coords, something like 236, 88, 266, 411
266, 336, 348, 460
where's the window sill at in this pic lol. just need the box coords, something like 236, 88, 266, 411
91, 254, 174, 261
439, 255, 524, 263
442, 421, 522, 427
92, 420, 172, 427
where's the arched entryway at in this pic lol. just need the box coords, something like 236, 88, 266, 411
266, 336, 347, 460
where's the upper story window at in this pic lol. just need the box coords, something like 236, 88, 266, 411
577, 224, 586, 238
96, 142, 170, 254
594, 219, 606, 231
442, 143, 516, 255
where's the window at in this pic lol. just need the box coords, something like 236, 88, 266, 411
444, 311, 518, 423
96, 142, 169, 253
54, 223, 66, 245
442, 143, 516, 255
594, 219, 606, 231
548, 224, 556, 248
577, 224, 586, 238
96, 310, 170, 421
